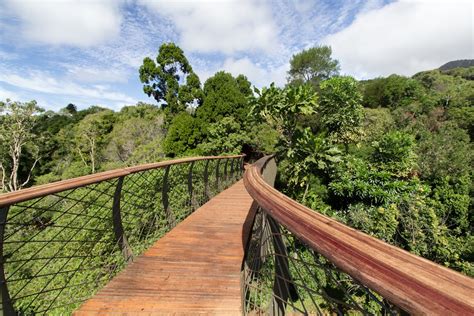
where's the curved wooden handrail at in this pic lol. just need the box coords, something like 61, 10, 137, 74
244, 155, 474, 315
0, 155, 244, 207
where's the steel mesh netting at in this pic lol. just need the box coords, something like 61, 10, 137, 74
189, 160, 207, 211
166, 163, 193, 224
2, 179, 124, 315
0, 157, 244, 315
120, 167, 168, 256
242, 208, 400, 316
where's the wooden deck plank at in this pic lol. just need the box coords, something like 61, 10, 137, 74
74, 179, 255, 315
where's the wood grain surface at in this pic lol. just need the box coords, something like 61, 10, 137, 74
74, 179, 255, 315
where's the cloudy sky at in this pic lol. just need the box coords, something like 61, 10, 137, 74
0, 0, 472, 110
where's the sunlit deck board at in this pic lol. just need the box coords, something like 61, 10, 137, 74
74, 179, 255, 315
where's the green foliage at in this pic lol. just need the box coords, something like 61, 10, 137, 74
447, 106, 474, 138
105, 116, 164, 163
162, 112, 203, 157
73, 110, 116, 173
250, 83, 318, 148
417, 122, 472, 181
288, 45, 340, 86
197, 71, 252, 124
139, 43, 203, 123
430, 176, 470, 233
64, 103, 77, 114
197, 117, 249, 155
362, 108, 394, 141
442, 66, 474, 80
372, 131, 417, 177
413, 68, 474, 108
329, 155, 423, 206
362, 75, 425, 108
347, 203, 400, 242
0, 99, 44, 192
319, 76, 364, 148
251, 84, 342, 196
246, 123, 279, 154
263, 61, 474, 277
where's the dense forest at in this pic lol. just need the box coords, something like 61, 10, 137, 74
1, 43, 472, 278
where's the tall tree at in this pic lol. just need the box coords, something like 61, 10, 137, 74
162, 112, 203, 157
319, 76, 364, 151
197, 72, 252, 125
73, 110, 115, 173
0, 99, 43, 191
139, 43, 203, 124
288, 45, 340, 87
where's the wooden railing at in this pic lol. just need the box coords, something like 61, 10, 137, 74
242, 155, 474, 315
0, 155, 244, 315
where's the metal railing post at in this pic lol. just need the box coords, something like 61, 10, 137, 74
0, 206, 15, 315
230, 158, 235, 182
188, 161, 195, 211
162, 165, 177, 228
215, 160, 220, 193
223, 159, 228, 188
203, 160, 210, 201
112, 177, 134, 262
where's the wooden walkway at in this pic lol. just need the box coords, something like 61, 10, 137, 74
75, 179, 255, 315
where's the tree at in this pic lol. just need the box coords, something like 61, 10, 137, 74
162, 112, 203, 157
319, 76, 364, 151
64, 103, 77, 115
105, 116, 164, 163
139, 43, 203, 124
74, 110, 115, 173
197, 72, 252, 125
362, 75, 425, 108
197, 117, 250, 155
251, 83, 318, 150
287, 45, 340, 87
371, 131, 417, 177
251, 84, 342, 196
0, 99, 43, 191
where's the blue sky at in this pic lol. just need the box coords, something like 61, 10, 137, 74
0, 0, 472, 111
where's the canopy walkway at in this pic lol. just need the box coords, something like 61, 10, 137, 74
0, 155, 473, 315
75, 180, 255, 314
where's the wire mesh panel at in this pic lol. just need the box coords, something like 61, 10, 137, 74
242, 208, 400, 316
0, 156, 244, 315
120, 168, 168, 256
1, 179, 123, 314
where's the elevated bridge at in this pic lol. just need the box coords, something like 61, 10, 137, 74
0, 155, 472, 315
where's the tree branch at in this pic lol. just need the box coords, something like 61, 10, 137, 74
20, 156, 40, 189
0, 162, 5, 192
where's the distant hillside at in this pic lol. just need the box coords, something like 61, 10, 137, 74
439, 59, 474, 71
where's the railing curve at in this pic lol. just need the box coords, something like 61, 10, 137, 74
0, 155, 245, 315
242, 155, 474, 315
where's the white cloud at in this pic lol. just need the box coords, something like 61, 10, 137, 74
4, 0, 123, 47
138, 0, 280, 54
0, 86, 20, 101
81, 6, 169, 69
64, 64, 129, 83
0, 50, 19, 61
0, 69, 137, 105
221, 57, 288, 87
323, 0, 474, 78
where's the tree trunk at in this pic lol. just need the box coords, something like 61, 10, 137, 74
90, 138, 96, 173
